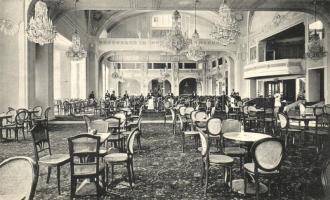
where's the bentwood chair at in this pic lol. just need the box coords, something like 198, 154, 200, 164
0, 156, 39, 200
179, 111, 199, 152
104, 128, 140, 189
34, 107, 51, 128
277, 113, 301, 147
321, 159, 330, 199
30, 124, 70, 194
199, 131, 234, 194
244, 137, 284, 200
221, 119, 247, 172
32, 106, 43, 120
104, 116, 125, 151
3, 110, 27, 141
68, 134, 106, 200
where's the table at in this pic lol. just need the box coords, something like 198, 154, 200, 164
0, 114, 13, 141
223, 131, 271, 195
79, 132, 111, 147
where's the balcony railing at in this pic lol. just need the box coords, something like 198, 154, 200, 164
243, 59, 305, 79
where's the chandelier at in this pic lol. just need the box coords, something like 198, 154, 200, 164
209, 0, 240, 46
66, 0, 87, 61
0, 19, 19, 35
306, 0, 326, 60
186, 0, 205, 62
26, 0, 56, 45
163, 10, 188, 54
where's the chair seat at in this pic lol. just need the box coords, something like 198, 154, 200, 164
104, 153, 128, 162
99, 148, 108, 156
198, 146, 219, 153
244, 163, 279, 174
74, 163, 105, 176
184, 131, 199, 135
121, 131, 131, 136
305, 129, 329, 135
209, 135, 220, 138
264, 118, 274, 122
209, 154, 234, 164
287, 128, 301, 132
39, 154, 70, 166
108, 134, 125, 141
223, 147, 247, 156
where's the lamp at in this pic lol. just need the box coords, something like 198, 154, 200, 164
26, 0, 56, 45
66, 0, 87, 61
163, 10, 188, 54
305, 0, 326, 60
209, 0, 240, 46
186, 0, 205, 62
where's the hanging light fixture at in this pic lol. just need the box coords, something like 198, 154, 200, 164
306, 0, 326, 60
209, 0, 240, 46
66, 0, 87, 61
163, 10, 189, 55
26, 0, 56, 45
186, 0, 205, 62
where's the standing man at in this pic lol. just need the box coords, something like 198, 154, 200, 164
110, 91, 117, 100
274, 90, 281, 114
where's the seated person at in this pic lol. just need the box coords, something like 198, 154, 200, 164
110, 91, 117, 100
89, 91, 95, 99
123, 90, 129, 100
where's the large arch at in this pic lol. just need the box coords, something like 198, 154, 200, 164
179, 78, 197, 96
148, 79, 171, 96
118, 78, 141, 96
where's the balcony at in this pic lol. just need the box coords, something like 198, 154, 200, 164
98, 38, 236, 52
243, 59, 305, 79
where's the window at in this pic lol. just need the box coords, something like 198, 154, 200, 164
147, 63, 153, 69
185, 63, 197, 69
154, 63, 167, 69
151, 14, 172, 29
178, 63, 183, 69
218, 58, 223, 65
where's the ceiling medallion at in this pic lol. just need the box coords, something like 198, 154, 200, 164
186, 0, 205, 62
209, 0, 240, 46
306, 0, 326, 60
26, 0, 56, 45
163, 10, 188, 55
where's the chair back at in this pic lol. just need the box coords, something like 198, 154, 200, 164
324, 105, 330, 115
63, 101, 70, 112
191, 110, 198, 123
30, 124, 51, 161
206, 118, 222, 136
321, 160, 330, 198
221, 119, 241, 133
277, 113, 288, 129
314, 107, 324, 117
44, 107, 51, 120
6, 109, 16, 124
127, 128, 140, 155
179, 106, 186, 116
90, 120, 109, 133
185, 107, 195, 119
251, 138, 284, 172
33, 106, 43, 118
198, 131, 209, 157
299, 103, 306, 116
0, 156, 38, 200
178, 115, 184, 131
68, 134, 101, 177
170, 108, 176, 122
195, 111, 208, 121
16, 110, 27, 126
114, 112, 126, 127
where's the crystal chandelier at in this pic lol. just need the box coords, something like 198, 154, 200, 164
210, 0, 240, 46
186, 0, 205, 62
306, 0, 326, 60
66, 0, 87, 61
26, 0, 56, 45
163, 10, 188, 54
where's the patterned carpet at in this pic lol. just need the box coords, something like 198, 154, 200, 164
0, 123, 328, 199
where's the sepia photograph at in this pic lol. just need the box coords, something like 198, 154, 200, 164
0, 0, 330, 199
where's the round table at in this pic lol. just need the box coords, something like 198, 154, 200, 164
223, 131, 271, 195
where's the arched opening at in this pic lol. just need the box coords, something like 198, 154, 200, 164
179, 78, 197, 95
148, 79, 171, 96
118, 79, 141, 96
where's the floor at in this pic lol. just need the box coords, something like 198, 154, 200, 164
0, 122, 328, 199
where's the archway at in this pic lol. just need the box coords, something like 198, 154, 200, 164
148, 79, 171, 96
179, 78, 197, 95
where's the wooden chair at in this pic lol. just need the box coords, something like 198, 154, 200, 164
244, 137, 284, 200
277, 113, 301, 147
104, 128, 140, 189
68, 134, 106, 200
30, 124, 70, 194
34, 107, 51, 128
104, 117, 125, 151
3, 110, 27, 141
321, 159, 330, 199
179, 111, 199, 152
221, 119, 247, 172
199, 131, 234, 194
32, 106, 43, 119
0, 156, 39, 200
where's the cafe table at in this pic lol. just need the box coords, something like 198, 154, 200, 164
223, 131, 271, 195
0, 113, 13, 141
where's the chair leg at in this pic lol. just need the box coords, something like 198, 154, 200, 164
111, 164, 114, 182
243, 171, 247, 196
126, 163, 133, 189
70, 178, 76, 200
57, 166, 61, 194
47, 167, 52, 183
255, 174, 259, 200
182, 134, 185, 153
204, 163, 209, 194
131, 160, 135, 183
